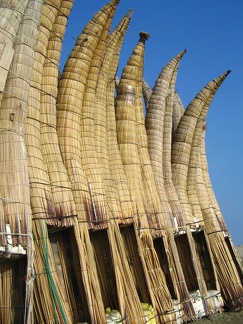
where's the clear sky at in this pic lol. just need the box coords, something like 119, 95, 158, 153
60, 0, 243, 245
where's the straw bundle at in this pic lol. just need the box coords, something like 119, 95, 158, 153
0, 1, 29, 45
57, 0, 119, 227
93, 10, 133, 223
186, 120, 204, 226
56, 2, 121, 320
196, 122, 243, 310
172, 92, 185, 138
21, 2, 76, 322
0, 5, 42, 321
40, 0, 76, 226
78, 0, 120, 229
115, 33, 149, 220
106, 17, 135, 223
172, 71, 230, 227
100, 23, 155, 321
162, 52, 188, 229
170, 72, 234, 315
0, 259, 27, 323
145, 52, 185, 229
0, 1, 29, 94
135, 32, 167, 233
200, 127, 243, 273
0, 0, 42, 247
26, 0, 59, 224
95, 11, 132, 225
0, 0, 242, 322
115, 33, 179, 323
143, 54, 204, 319
142, 78, 152, 109
200, 127, 228, 231
186, 119, 226, 313
107, 223, 148, 323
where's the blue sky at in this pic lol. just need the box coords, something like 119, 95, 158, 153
60, 0, 243, 245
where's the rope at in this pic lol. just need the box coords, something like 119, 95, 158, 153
34, 220, 68, 324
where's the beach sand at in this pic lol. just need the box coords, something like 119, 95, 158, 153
196, 310, 243, 324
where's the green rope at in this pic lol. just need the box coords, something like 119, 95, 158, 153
33, 220, 68, 324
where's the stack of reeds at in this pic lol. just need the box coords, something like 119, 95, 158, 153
0, 1, 242, 323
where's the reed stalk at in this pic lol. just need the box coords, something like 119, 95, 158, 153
94, 10, 132, 221
145, 52, 185, 229
78, 0, 120, 229
106, 14, 135, 222
172, 71, 230, 226
40, 0, 76, 226
116, 33, 177, 323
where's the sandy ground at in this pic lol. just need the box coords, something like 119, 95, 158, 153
195, 310, 243, 324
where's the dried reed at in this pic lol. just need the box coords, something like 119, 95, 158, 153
40, 0, 76, 227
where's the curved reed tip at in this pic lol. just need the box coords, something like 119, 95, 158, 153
176, 49, 187, 60
226, 70, 231, 75
127, 9, 134, 18
139, 31, 150, 43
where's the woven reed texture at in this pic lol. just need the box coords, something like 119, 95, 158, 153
116, 35, 177, 323
207, 231, 243, 309
32, 219, 74, 324
142, 78, 152, 109
106, 15, 135, 223
115, 35, 148, 223
135, 32, 166, 233
162, 51, 186, 229
172, 92, 185, 137
0, 0, 42, 248
187, 120, 204, 227
151, 51, 213, 315
145, 52, 184, 230
107, 223, 148, 323
0, 0, 21, 95
40, 0, 76, 226
0, 1, 29, 48
0, 5, 43, 321
23, 2, 75, 323
0, 260, 28, 323
200, 127, 227, 230
172, 72, 230, 227
80, 3, 119, 228
196, 123, 243, 309
26, 0, 58, 224
0, 1, 242, 323
79, 0, 120, 229
57, 0, 119, 228
197, 70, 230, 230
94, 11, 132, 223
0, 0, 29, 95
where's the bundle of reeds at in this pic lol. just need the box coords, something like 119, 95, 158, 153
144, 51, 213, 319
94, 10, 133, 223
0, 1, 43, 322
115, 32, 179, 323
106, 17, 135, 223
40, 0, 76, 226
197, 120, 243, 310
0, 1, 243, 323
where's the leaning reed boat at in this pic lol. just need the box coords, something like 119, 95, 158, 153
0, 1, 242, 323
